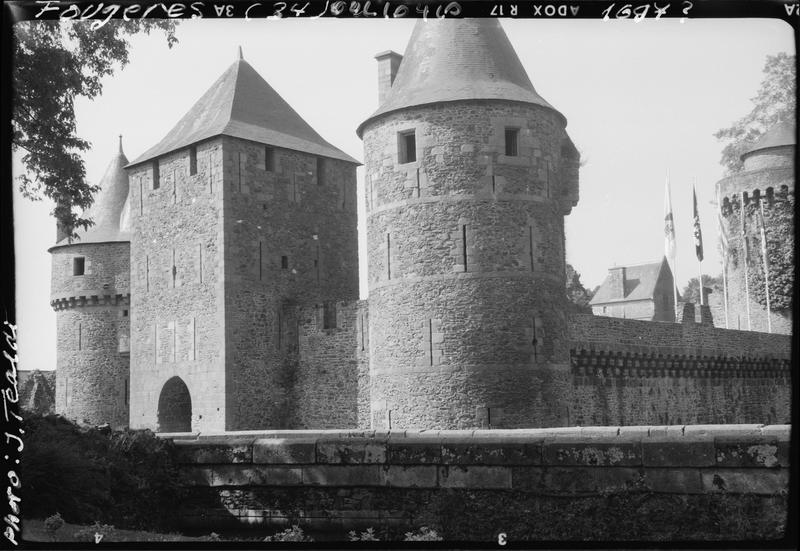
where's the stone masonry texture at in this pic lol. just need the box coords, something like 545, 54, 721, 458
171, 425, 790, 540
361, 101, 580, 430
51, 241, 130, 429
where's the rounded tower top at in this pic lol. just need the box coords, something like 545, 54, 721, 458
357, 19, 564, 137
741, 120, 795, 160
51, 138, 131, 249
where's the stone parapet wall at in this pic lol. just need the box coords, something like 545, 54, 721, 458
568, 314, 790, 359
170, 425, 789, 541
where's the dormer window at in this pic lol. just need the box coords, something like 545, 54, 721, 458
398, 130, 416, 164
73, 257, 85, 276
505, 127, 519, 157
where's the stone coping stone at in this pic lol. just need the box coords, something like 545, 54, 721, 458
170, 425, 791, 466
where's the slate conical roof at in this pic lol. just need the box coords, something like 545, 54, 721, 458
52, 137, 131, 248
129, 52, 357, 166
741, 120, 796, 159
357, 19, 564, 137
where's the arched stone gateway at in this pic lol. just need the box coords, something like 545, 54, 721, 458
157, 376, 192, 432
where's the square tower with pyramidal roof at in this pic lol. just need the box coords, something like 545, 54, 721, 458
125, 47, 359, 432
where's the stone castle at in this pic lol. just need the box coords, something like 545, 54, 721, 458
48, 20, 792, 434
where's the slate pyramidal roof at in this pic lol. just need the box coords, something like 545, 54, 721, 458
128, 51, 358, 167
357, 19, 565, 137
51, 137, 132, 249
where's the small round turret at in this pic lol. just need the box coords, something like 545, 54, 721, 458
49, 137, 131, 428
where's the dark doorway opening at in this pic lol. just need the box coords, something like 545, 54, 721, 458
157, 376, 192, 432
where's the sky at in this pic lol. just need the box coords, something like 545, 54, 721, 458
11, 17, 795, 371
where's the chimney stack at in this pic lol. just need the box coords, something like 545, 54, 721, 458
608, 266, 626, 299
375, 50, 403, 105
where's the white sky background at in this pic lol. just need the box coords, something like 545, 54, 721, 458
12, 17, 795, 371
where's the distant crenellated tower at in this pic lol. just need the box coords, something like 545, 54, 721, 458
357, 20, 580, 429
49, 138, 132, 429
125, 49, 359, 433
716, 121, 794, 334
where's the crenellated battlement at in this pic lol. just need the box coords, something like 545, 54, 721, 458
51, 293, 130, 311
719, 184, 793, 215
570, 348, 790, 379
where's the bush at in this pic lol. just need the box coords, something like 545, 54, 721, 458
44, 513, 64, 536
21, 414, 186, 532
264, 525, 313, 542
403, 526, 443, 541
349, 527, 379, 541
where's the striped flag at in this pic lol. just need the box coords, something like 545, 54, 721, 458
664, 178, 676, 262
716, 186, 729, 257
692, 185, 704, 261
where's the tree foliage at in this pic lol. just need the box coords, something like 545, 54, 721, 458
13, 20, 177, 236
714, 52, 796, 174
566, 263, 594, 314
681, 274, 724, 303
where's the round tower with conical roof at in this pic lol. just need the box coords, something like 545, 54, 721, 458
49, 137, 132, 428
358, 20, 580, 429
715, 121, 794, 334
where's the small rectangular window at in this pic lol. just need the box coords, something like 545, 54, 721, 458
281, 255, 289, 269
73, 257, 85, 276
264, 146, 275, 171
152, 160, 160, 189
189, 146, 197, 175
317, 157, 326, 185
399, 130, 416, 164
505, 128, 519, 157
123, 310, 129, 317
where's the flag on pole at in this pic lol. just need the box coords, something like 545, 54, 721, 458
716, 187, 729, 257
692, 184, 704, 262
664, 178, 676, 263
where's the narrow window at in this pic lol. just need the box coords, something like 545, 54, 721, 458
281, 255, 289, 269
264, 146, 275, 171
323, 303, 337, 330
462, 225, 468, 272
171, 249, 176, 288
386, 233, 391, 279
529, 225, 534, 271
399, 130, 416, 164
189, 145, 197, 176
123, 309, 129, 317
387, 410, 392, 430
124, 380, 129, 405
73, 257, 85, 276
317, 157, 326, 186
152, 160, 160, 190
505, 128, 519, 157
428, 319, 434, 366
487, 407, 492, 428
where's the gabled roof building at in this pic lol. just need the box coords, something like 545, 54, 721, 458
590, 258, 676, 322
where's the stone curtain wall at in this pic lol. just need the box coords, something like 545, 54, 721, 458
568, 315, 791, 426
128, 139, 228, 432
172, 426, 789, 541
50, 242, 130, 429
362, 101, 578, 430
288, 301, 366, 429
222, 136, 359, 431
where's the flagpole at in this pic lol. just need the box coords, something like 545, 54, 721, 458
759, 200, 772, 333
741, 192, 752, 330
665, 170, 679, 322
722, 251, 729, 328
